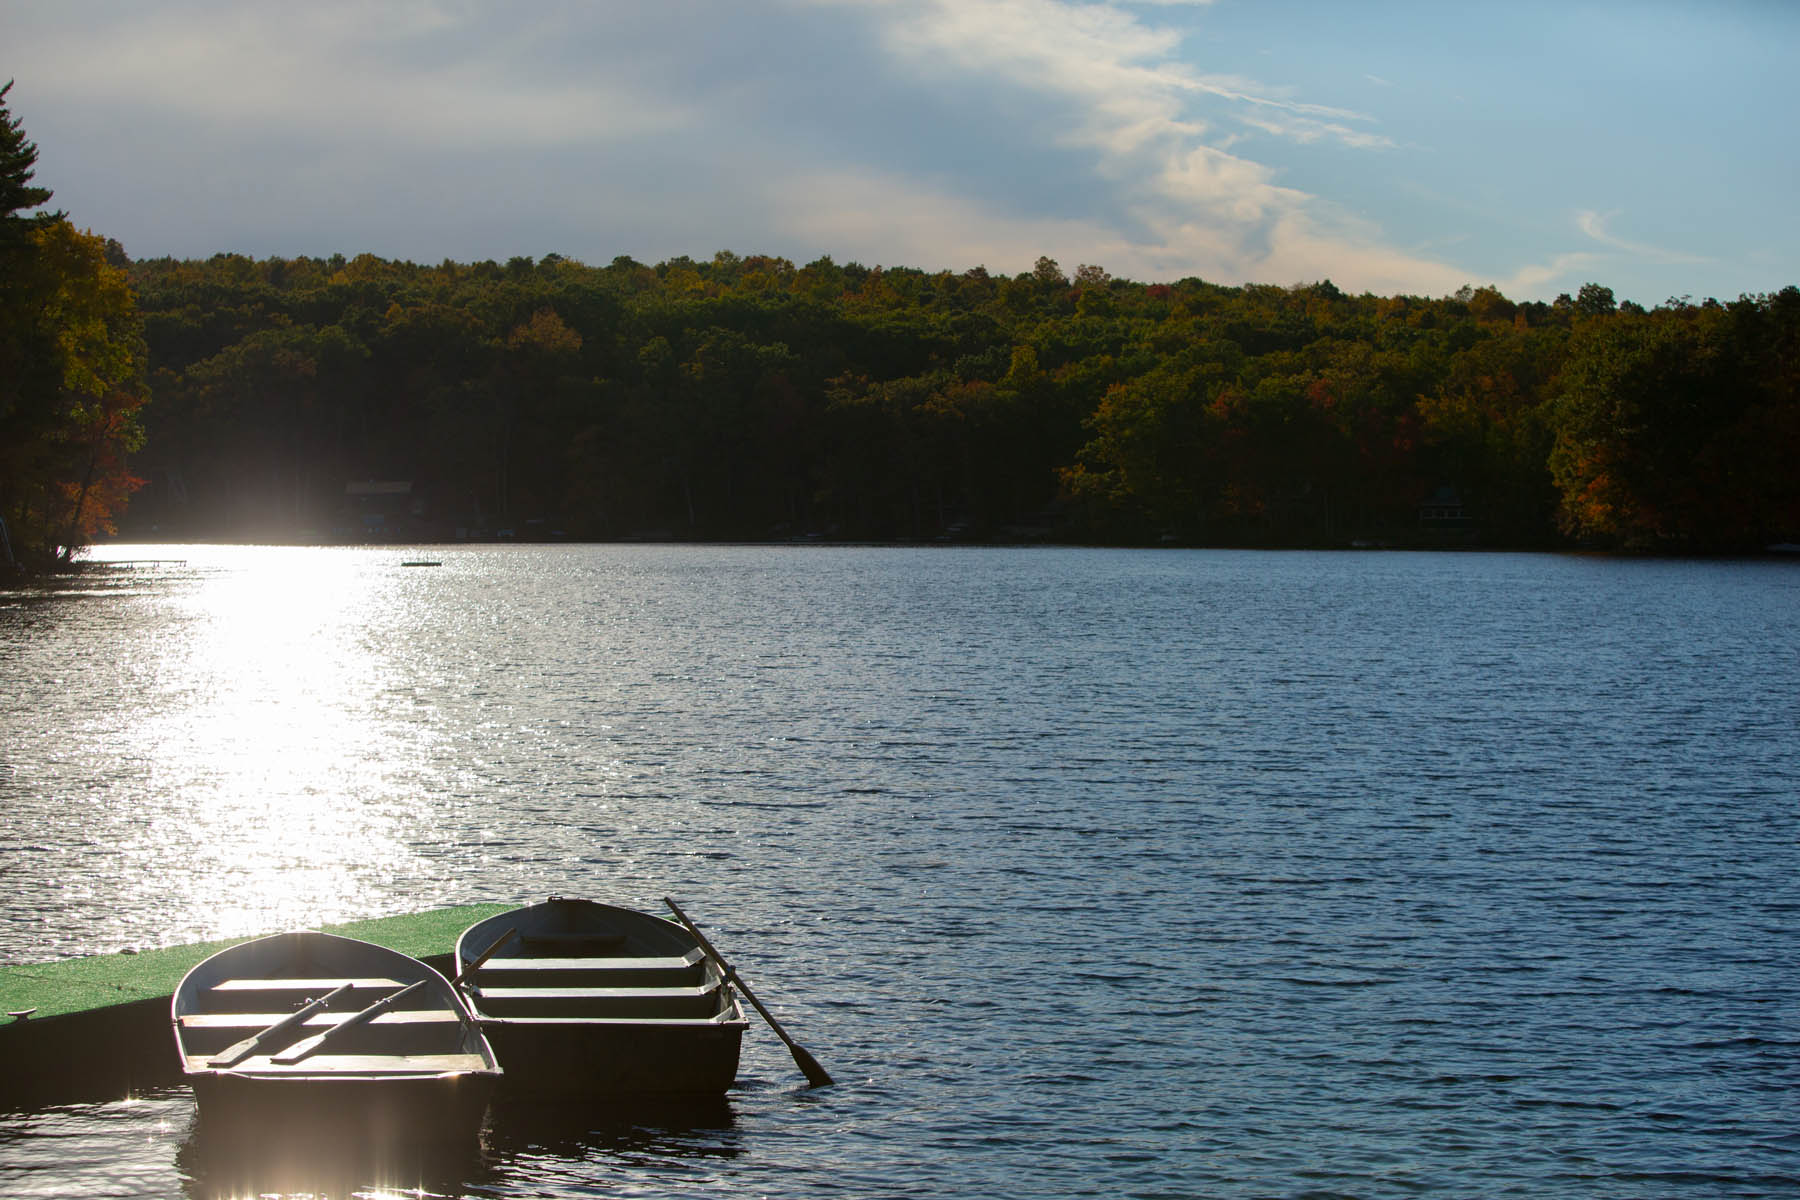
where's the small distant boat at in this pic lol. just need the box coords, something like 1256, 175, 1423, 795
400, 560, 442, 567
172, 931, 500, 1143
455, 898, 747, 1096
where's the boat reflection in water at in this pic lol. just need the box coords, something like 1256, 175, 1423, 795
482, 1093, 743, 1181
175, 1116, 493, 1200
174, 1094, 741, 1197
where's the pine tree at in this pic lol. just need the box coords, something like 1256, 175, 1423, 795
0, 79, 59, 252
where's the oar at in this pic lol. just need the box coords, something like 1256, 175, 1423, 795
455, 926, 518, 985
271, 979, 428, 1065
209, 982, 354, 1067
664, 897, 834, 1088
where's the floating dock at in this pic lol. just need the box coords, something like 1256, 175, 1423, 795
0, 905, 510, 1107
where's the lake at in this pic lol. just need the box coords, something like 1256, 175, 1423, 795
2, 544, 1796, 1198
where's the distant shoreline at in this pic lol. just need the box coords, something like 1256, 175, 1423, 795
70, 535, 1800, 562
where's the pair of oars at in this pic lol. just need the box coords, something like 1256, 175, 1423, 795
665, 897, 834, 1088
208, 983, 354, 1068
207, 979, 427, 1067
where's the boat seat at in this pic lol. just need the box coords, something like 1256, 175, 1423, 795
178, 1010, 460, 1028
208, 978, 410, 990
191, 978, 416, 1014
486, 1014, 742, 1027
471, 984, 724, 1020
472, 955, 705, 988
178, 1010, 467, 1057
187, 1052, 492, 1075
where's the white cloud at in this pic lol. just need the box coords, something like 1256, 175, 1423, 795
761, 157, 1497, 300
1576, 210, 1710, 265
761, 168, 1138, 273
1234, 111, 1395, 150
841, 0, 1382, 155
1250, 211, 1471, 296
1497, 251, 1604, 298
811, 0, 1452, 290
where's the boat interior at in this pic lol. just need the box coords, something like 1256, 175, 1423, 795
179, 969, 489, 1075
465, 948, 728, 1021
460, 906, 740, 1024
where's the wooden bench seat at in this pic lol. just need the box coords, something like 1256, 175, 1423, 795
480, 1013, 740, 1026
186, 1052, 491, 1075
179, 1010, 460, 1029
473, 984, 716, 1000
470, 984, 724, 1019
472, 955, 706, 988
478, 954, 701, 973
179, 1008, 468, 1057
192, 978, 417, 1015
208, 978, 409, 991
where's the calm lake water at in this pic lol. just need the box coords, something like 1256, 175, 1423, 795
1, 544, 1796, 1199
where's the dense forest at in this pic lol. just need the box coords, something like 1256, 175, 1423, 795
114, 251, 1800, 553
4, 86, 1798, 565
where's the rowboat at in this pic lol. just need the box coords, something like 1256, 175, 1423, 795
455, 897, 748, 1096
171, 930, 500, 1142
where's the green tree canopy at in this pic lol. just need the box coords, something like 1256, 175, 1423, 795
0, 83, 148, 567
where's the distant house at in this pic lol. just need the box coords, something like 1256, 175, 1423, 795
343, 481, 419, 538
1419, 485, 1474, 532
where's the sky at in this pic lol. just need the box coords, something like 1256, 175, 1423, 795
5, 0, 1795, 303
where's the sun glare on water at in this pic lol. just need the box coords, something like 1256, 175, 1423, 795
107, 546, 448, 940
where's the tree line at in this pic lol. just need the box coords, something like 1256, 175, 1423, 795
118, 251, 1798, 553
4, 85, 1796, 564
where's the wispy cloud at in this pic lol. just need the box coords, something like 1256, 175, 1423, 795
814, 0, 1443, 289
1497, 252, 1604, 298
1577, 210, 1710, 265
763, 168, 1140, 273
1235, 111, 1395, 149
836, 0, 1384, 154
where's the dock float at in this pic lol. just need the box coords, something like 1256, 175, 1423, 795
0, 904, 510, 1107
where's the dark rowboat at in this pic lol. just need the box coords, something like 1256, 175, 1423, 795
455, 897, 747, 1096
171, 930, 500, 1142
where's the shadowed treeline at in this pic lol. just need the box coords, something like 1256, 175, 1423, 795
121, 252, 1799, 552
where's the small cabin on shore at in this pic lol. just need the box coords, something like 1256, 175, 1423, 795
1419, 486, 1474, 534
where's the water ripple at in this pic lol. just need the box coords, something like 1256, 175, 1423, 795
2, 545, 1797, 1198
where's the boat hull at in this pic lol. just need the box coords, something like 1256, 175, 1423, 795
458, 898, 748, 1098
482, 1016, 742, 1096
189, 1069, 496, 1144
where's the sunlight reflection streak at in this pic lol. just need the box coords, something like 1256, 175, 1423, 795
121, 548, 443, 938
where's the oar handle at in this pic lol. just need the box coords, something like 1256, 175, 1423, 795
665, 897, 834, 1087
456, 926, 518, 984
674, 912, 772, 1028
